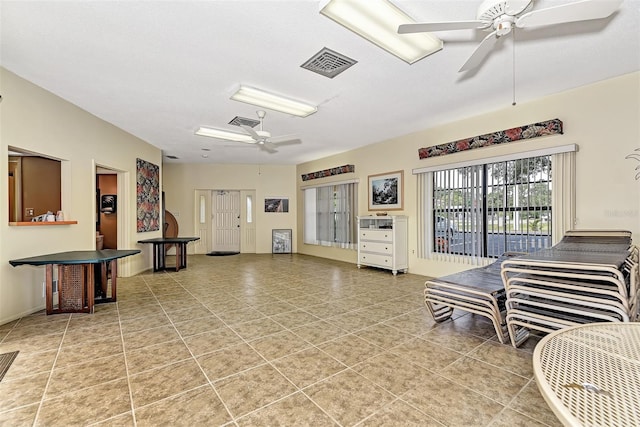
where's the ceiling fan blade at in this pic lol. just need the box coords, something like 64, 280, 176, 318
239, 124, 260, 141
505, 0, 532, 15
268, 134, 302, 145
516, 0, 622, 28
398, 21, 487, 34
259, 142, 278, 153
459, 30, 500, 72
272, 138, 302, 147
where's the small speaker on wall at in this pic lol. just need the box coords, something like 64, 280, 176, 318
100, 194, 116, 214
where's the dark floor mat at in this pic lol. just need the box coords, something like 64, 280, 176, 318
206, 251, 240, 256
0, 351, 19, 382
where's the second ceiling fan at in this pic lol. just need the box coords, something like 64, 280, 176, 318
237, 110, 301, 153
398, 0, 623, 72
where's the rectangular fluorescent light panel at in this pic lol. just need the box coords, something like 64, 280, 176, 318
230, 85, 317, 117
195, 127, 255, 143
319, 0, 442, 64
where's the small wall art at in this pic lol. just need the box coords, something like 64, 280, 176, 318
100, 194, 117, 213
265, 198, 289, 213
368, 170, 403, 211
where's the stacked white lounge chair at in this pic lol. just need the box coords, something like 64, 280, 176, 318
424, 253, 522, 344
501, 230, 639, 347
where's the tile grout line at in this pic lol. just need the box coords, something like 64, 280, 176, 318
142, 271, 237, 424
32, 314, 72, 427
116, 285, 139, 427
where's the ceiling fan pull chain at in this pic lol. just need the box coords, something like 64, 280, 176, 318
512, 29, 517, 106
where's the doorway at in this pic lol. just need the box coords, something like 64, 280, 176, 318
96, 167, 119, 249
193, 189, 256, 254
211, 190, 240, 253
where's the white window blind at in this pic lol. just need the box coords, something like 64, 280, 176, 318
416, 146, 576, 265
303, 182, 358, 249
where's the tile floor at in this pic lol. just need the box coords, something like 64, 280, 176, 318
0, 254, 561, 426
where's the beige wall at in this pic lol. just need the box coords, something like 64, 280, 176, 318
2, 66, 638, 323
162, 163, 297, 254
0, 68, 162, 324
296, 72, 640, 278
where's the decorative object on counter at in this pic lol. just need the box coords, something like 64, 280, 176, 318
301, 164, 354, 181
56, 211, 64, 221
625, 148, 640, 180
418, 118, 563, 159
136, 158, 160, 232
31, 211, 55, 222
368, 170, 403, 211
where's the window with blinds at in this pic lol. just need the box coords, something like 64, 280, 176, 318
303, 182, 358, 249
432, 155, 553, 258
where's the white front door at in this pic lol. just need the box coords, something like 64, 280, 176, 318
211, 190, 240, 252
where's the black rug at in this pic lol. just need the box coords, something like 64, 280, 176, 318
206, 251, 239, 256
0, 351, 18, 382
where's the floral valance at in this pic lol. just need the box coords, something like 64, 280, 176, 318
301, 164, 355, 181
418, 119, 563, 160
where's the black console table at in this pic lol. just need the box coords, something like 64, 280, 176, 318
137, 237, 200, 272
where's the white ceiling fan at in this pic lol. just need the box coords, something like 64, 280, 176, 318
237, 110, 301, 153
398, 0, 623, 72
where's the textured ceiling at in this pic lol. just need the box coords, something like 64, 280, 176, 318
1, 0, 639, 165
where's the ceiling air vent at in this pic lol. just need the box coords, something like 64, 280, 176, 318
301, 47, 357, 79
229, 116, 260, 128
165, 155, 179, 159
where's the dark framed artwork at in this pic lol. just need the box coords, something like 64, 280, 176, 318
136, 158, 160, 232
265, 198, 289, 213
272, 229, 292, 254
368, 170, 403, 211
100, 194, 117, 213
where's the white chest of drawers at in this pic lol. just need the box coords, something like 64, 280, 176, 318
357, 215, 408, 275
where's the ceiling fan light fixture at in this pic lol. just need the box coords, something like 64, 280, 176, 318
319, 0, 442, 64
230, 85, 317, 117
195, 126, 255, 143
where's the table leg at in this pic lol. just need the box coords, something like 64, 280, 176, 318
45, 264, 53, 315
100, 262, 108, 297
156, 243, 167, 271
175, 244, 182, 272
152, 244, 159, 271
181, 243, 188, 269
110, 259, 117, 302
86, 263, 95, 314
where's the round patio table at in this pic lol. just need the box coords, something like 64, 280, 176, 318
533, 322, 640, 427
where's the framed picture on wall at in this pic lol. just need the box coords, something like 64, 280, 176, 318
368, 170, 403, 211
265, 197, 289, 213
272, 229, 292, 254
100, 194, 117, 213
